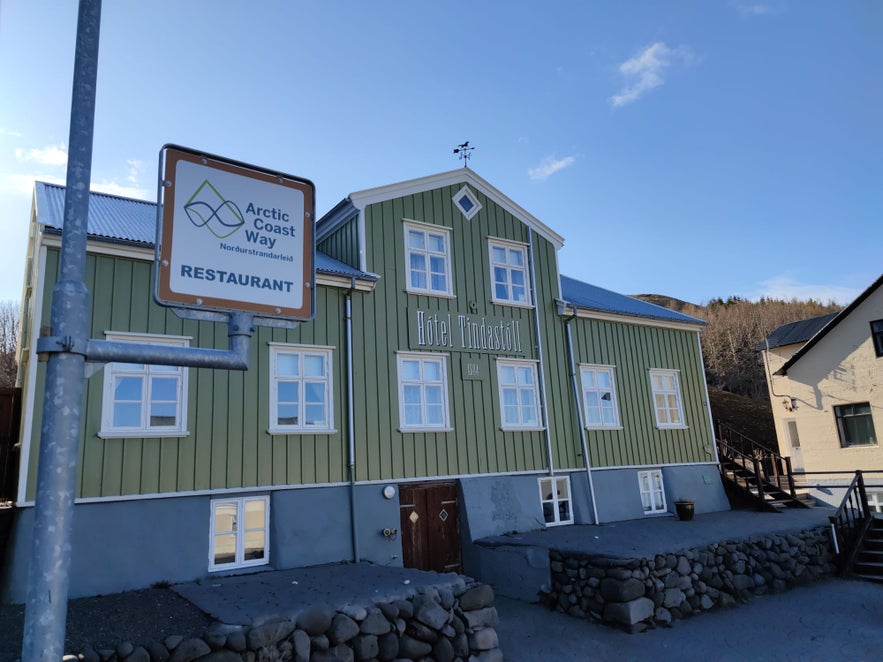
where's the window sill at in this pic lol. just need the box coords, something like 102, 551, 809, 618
405, 289, 456, 299
586, 425, 623, 431
490, 299, 533, 309
399, 427, 454, 434
98, 430, 190, 439
656, 425, 688, 430
209, 558, 269, 573
543, 520, 574, 527
268, 428, 338, 436
500, 426, 546, 432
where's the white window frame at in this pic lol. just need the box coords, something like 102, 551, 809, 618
580, 364, 621, 429
99, 332, 190, 438
488, 238, 531, 307
638, 469, 667, 515
209, 496, 269, 571
452, 185, 482, 220
539, 475, 574, 526
403, 219, 454, 297
496, 358, 543, 431
396, 352, 452, 432
269, 343, 335, 434
649, 369, 686, 429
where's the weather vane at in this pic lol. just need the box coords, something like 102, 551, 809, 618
453, 141, 474, 167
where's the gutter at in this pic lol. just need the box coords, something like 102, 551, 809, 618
559, 299, 601, 525
345, 276, 360, 563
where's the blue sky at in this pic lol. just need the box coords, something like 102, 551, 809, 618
1, 1, 880, 306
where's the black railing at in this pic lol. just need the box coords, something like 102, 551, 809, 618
716, 423, 796, 499
829, 470, 873, 574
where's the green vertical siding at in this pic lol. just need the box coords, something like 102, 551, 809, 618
570, 317, 711, 467
26, 248, 350, 500
350, 184, 578, 481
318, 213, 361, 269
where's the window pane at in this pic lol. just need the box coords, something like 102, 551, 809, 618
244, 531, 266, 561
149, 402, 177, 427
597, 371, 611, 388
277, 405, 298, 426
404, 404, 422, 426
511, 270, 525, 286
278, 382, 299, 403
214, 503, 237, 533
430, 273, 447, 291
492, 246, 507, 262
305, 404, 326, 426
213, 534, 236, 566
403, 385, 421, 404
428, 234, 445, 252
424, 385, 442, 404
408, 230, 425, 250
305, 382, 325, 404
502, 388, 518, 406
458, 194, 474, 212
511, 286, 526, 302
499, 365, 516, 384
113, 403, 141, 428
425, 405, 443, 426
493, 266, 508, 285
517, 367, 534, 385
495, 283, 508, 300
277, 354, 299, 377
151, 376, 178, 401
244, 500, 265, 528
114, 376, 142, 401
303, 354, 325, 377
423, 361, 441, 382
401, 360, 420, 381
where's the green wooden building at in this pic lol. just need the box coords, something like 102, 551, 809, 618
1, 169, 728, 601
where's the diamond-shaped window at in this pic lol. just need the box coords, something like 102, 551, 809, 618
439, 509, 448, 522
453, 186, 481, 220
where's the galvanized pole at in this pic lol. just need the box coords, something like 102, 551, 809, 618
22, 1, 102, 659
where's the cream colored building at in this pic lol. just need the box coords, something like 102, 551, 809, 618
761, 275, 883, 508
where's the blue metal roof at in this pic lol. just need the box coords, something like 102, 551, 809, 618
34, 182, 375, 281
560, 275, 705, 326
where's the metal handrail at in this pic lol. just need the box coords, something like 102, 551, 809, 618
828, 470, 873, 573
716, 429, 797, 498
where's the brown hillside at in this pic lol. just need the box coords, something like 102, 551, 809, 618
708, 387, 778, 451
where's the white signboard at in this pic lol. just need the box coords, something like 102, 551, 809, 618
156, 146, 315, 320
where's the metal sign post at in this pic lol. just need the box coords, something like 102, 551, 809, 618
21, 5, 314, 660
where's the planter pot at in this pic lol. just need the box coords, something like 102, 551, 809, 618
675, 501, 694, 521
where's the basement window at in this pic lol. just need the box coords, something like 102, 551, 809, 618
638, 469, 667, 515
210, 496, 269, 571
539, 476, 573, 526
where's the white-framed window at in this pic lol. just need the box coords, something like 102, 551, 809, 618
99, 332, 190, 438
404, 220, 453, 297
269, 344, 334, 434
638, 469, 666, 515
452, 185, 482, 220
539, 475, 573, 526
210, 496, 269, 571
649, 369, 686, 428
397, 352, 451, 431
580, 364, 620, 429
488, 239, 530, 306
496, 359, 542, 430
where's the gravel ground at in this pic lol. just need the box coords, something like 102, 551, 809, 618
0, 587, 214, 662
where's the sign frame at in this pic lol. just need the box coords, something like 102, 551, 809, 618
155, 144, 316, 322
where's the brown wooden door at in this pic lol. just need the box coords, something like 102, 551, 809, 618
399, 482, 462, 574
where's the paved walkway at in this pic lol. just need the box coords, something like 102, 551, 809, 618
477, 507, 835, 558
495, 578, 883, 660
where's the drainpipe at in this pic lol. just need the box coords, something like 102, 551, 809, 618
527, 228, 555, 475
562, 302, 600, 524
346, 277, 360, 562
697, 331, 721, 465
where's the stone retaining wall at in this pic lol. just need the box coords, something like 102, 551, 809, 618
542, 526, 835, 633
67, 582, 501, 662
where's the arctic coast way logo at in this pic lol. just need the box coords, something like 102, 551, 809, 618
183, 179, 245, 239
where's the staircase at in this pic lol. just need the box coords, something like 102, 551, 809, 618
716, 424, 808, 512
852, 517, 883, 583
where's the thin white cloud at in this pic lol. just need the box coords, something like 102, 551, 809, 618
528, 155, 577, 182
609, 42, 695, 108
0, 128, 23, 138
731, 0, 787, 16
751, 275, 861, 305
15, 143, 68, 167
